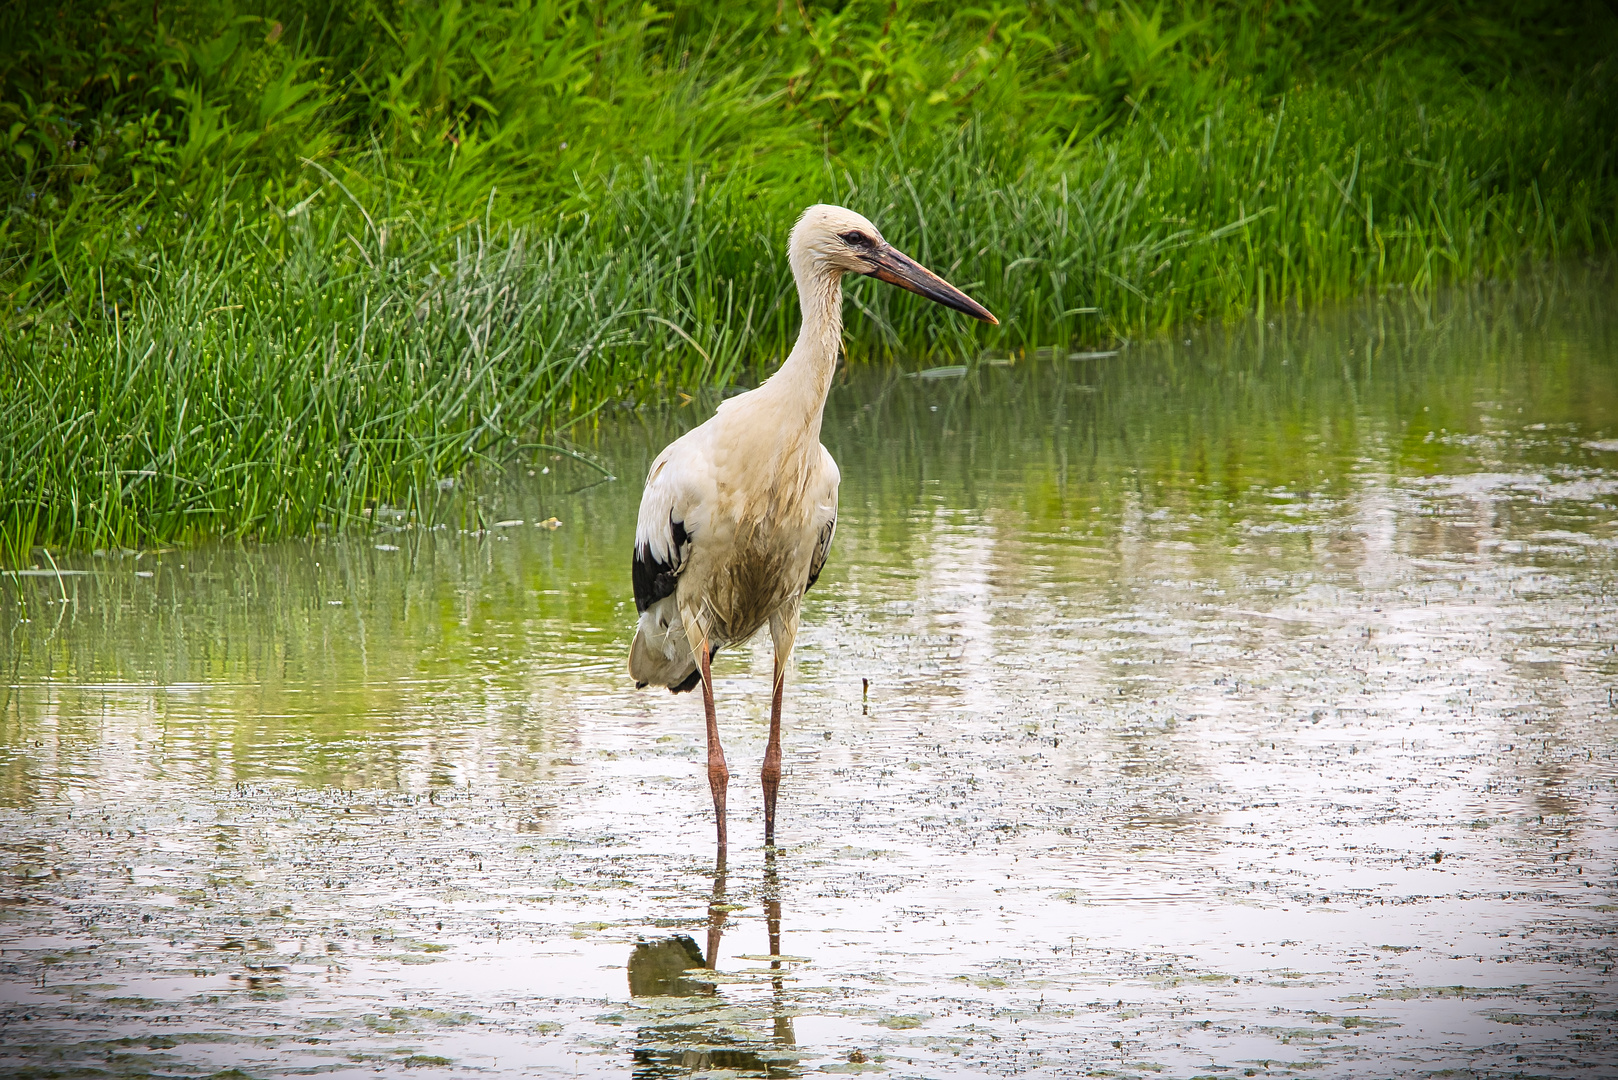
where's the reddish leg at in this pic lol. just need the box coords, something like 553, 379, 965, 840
762, 660, 785, 846
700, 642, 729, 851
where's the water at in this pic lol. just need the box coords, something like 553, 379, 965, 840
2, 273, 1616, 1078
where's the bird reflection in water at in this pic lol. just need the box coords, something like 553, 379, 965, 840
627, 848, 798, 1077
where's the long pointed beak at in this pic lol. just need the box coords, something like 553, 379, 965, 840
864, 245, 998, 325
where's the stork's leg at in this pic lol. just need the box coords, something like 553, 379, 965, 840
762, 658, 785, 846
699, 642, 729, 851
764, 608, 798, 848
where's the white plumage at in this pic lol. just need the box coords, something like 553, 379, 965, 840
628, 390, 841, 690
627, 203, 995, 851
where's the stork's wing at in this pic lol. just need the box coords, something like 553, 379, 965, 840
631, 444, 704, 613
805, 446, 841, 593
805, 511, 837, 592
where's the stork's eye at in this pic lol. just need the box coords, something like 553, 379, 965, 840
839, 230, 872, 248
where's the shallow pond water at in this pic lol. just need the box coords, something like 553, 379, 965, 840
2, 272, 1617, 1079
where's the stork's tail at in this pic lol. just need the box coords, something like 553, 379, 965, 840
628, 597, 701, 694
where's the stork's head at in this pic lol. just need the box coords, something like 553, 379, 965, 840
789, 204, 998, 325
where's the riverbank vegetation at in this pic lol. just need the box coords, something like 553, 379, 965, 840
3, 0, 1616, 558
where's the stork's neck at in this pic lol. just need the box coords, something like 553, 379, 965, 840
767, 261, 844, 442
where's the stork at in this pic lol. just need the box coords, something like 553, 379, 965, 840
628, 204, 997, 851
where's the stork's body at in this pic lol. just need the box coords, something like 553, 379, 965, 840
628, 205, 995, 851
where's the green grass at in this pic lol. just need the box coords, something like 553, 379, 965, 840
3, 1, 1616, 561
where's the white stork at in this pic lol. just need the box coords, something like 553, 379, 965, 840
628, 204, 997, 850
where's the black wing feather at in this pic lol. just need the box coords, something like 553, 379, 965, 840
632, 517, 688, 613
805, 512, 837, 592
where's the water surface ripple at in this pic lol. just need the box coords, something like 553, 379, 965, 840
2, 275, 1616, 1078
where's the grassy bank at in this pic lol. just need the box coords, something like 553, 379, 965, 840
3, 1, 1616, 560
